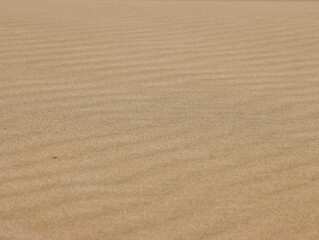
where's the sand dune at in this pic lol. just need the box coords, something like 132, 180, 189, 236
1, 0, 319, 239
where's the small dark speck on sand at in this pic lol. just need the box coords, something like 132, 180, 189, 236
52, 156, 58, 159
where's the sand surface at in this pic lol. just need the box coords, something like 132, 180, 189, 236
1, 0, 319, 239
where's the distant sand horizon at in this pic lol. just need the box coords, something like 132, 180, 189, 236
1, 0, 319, 239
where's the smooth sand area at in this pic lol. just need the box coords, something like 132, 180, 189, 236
1, 0, 319, 239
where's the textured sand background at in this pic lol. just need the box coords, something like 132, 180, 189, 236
1, 0, 319, 239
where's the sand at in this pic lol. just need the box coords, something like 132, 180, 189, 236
1, 0, 319, 239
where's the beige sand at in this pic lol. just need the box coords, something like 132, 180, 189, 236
1, 0, 319, 239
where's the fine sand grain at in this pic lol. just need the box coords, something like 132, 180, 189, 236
1, 0, 319, 239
